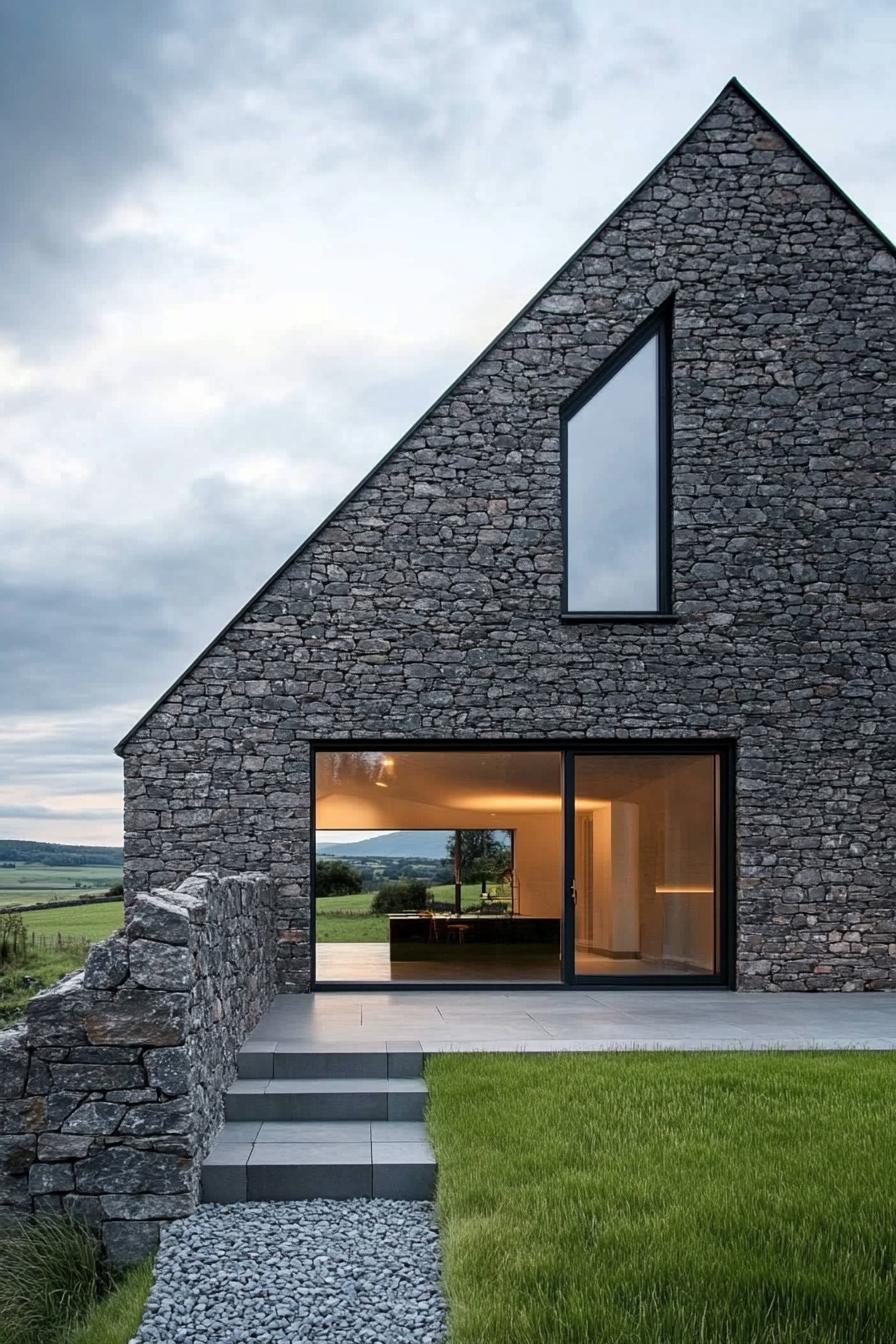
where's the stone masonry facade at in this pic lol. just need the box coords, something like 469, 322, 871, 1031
118, 84, 896, 992
0, 872, 276, 1261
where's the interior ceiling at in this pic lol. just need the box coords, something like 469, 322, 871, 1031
315, 750, 710, 814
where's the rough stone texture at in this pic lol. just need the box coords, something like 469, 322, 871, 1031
0, 872, 276, 1259
119, 85, 896, 994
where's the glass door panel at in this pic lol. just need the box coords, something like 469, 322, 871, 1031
568, 752, 720, 979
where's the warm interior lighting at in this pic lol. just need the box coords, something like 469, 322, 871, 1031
373, 755, 395, 789
655, 886, 715, 894
444, 792, 608, 813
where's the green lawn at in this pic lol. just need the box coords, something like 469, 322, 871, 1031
427, 1052, 896, 1344
315, 884, 484, 943
0, 863, 122, 906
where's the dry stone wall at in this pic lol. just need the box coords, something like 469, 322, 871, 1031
0, 871, 275, 1262
120, 85, 896, 992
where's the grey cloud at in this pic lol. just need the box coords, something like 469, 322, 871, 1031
1, 581, 175, 715
0, 0, 184, 343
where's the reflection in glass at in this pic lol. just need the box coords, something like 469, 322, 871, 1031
566, 333, 659, 612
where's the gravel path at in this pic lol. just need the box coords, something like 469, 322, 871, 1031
133, 1201, 447, 1344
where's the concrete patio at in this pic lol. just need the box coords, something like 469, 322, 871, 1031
244, 990, 896, 1054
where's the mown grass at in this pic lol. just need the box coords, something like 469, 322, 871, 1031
427, 1051, 896, 1344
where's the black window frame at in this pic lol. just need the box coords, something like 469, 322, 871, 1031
309, 736, 736, 992
560, 300, 674, 622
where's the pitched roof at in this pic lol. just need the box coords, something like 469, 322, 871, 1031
114, 76, 895, 757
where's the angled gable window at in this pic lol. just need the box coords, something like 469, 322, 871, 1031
561, 306, 672, 619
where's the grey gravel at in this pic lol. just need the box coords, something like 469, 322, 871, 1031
133, 1199, 447, 1344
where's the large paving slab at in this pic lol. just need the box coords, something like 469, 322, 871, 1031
245, 990, 896, 1052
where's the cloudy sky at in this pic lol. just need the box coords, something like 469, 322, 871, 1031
1, 0, 894, 848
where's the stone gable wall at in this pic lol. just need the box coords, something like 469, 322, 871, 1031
121, 87, 896, 992
0, 871, 276, 1262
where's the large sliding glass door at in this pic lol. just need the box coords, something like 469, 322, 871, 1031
312, 741, 731, 988
563, 747, 727, 984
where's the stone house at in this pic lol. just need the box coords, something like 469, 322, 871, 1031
2, 74, 894, 1266
114, 78, 896, 995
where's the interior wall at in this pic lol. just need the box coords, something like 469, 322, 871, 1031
571, 755, 717, 969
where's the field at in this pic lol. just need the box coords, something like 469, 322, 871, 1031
428, 1051, 896, 1344
315, 883, 483, 942
21, 901, 125, 942
0, 862, 122, 906
0, 901, 125, 1028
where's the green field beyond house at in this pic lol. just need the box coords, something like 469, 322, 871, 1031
315, 884, 483, 942
0, 863, 122, 906
427, 1052, 896, 1344
20, 901, 125, 942
0, 901, 125, 1028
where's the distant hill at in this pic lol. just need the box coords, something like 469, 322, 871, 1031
0, 839, 123, 867
316, 831, 451, 860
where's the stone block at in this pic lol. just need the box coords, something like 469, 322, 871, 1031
85, 989, 187, 1047
129, 939, 193, 991
127, 894, 191, 945
26, 974, 89, 1046
0, 1096, 46, 1133
83, 935, 129, 989
144, 1046, 190, 1096
38, 1132, 93, 1161
0, 1133, 36, 1178
62, 1101, 126, 1135
0, 1026, 28, 1099
62, 1193, 102, 1226
100, 1192, 193, 1219
29, 1162, 74, 1194
103, 1219, 161, 1265
75, 1146, 191, 1195
50, 1063, 144, 1091
117, 1099, 191, 1136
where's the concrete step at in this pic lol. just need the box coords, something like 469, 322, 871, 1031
238, 1041, 423, 1081
224, 1076, 428, 1123
201, 1120, 435, 1203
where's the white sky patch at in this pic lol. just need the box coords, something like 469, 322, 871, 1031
316, 831, 398, 845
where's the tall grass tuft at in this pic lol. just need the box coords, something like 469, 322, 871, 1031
69, 1258, 154, 1344
0, 1215, 109, 1344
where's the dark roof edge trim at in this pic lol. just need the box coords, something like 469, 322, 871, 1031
114, 75, 895, 756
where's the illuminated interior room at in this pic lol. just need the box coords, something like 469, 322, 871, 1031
313, 747, 722, 986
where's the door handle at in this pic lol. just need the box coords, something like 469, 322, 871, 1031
570, 879, 577, 906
